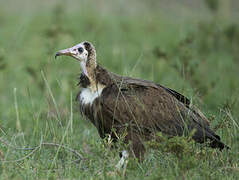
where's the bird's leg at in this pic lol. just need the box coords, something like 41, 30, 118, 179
115, 150, 129, 170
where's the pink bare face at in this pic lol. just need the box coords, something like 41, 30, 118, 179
55, 42, 88, 62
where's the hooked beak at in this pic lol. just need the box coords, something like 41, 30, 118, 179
55, 48, 74, 59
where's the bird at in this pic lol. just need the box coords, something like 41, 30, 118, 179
55, 41, 229, 161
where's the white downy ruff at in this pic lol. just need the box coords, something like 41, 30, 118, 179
80, 86, 104, 105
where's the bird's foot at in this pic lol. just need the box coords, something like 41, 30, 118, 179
115, 150, 129, 175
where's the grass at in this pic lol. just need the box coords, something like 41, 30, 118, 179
0, 0, 238, 179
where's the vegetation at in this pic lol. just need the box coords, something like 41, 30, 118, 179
0, 0, 238, 179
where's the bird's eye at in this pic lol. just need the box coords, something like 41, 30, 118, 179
78, 47, 84, 54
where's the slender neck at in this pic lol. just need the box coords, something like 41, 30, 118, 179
80, 61, 89, 77
80, 60, 97, 91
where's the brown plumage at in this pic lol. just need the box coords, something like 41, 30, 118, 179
55, 41, 229, 160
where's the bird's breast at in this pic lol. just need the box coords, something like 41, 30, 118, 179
79, 86, 105, 106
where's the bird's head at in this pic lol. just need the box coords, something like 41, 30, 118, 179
55, 41, 96, 64
55, 41, 97, 76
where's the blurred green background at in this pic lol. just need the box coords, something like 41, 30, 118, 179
0, 0, 238, 179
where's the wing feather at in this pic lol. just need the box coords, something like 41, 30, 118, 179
100, 83, 217, 144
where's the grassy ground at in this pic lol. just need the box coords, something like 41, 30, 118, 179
0, 0, 238, 179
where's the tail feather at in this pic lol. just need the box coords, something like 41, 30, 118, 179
192, 127, 230, 150
210, 138, 230, 150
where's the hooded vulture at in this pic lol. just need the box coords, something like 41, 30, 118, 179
55, 41, 229, 161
